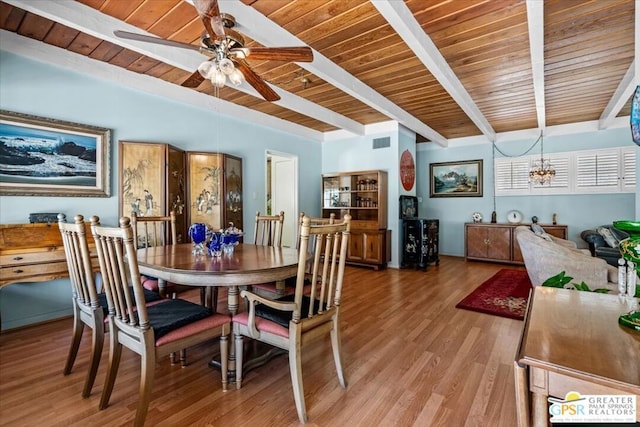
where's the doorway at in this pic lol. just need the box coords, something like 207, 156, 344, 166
266, 150, 298, 247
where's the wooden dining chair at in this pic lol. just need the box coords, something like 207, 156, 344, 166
58, 213, 164, 398
131, 210, 218, 312
253, 212, 335, 297
131, 211, 179, 298
233, 214, 351, 423
90, 216, 230, 427
249, 211, 286, 295
296, 212, 336, 247
57, 213, 105, 399
253, 210, 285, 246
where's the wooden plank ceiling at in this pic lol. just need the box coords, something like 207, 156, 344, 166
0, 0, 636, 145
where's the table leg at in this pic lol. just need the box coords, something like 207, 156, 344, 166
532, 392, 548, 427
210, 286, 240, 378
157, 278, 167, 299
227, 285, 239, 315
529, 366, 550, 427
514, 361, 531, 427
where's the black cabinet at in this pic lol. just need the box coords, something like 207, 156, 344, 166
401, 218, 439, 270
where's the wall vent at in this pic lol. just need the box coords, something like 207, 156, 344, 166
372, 136, 391, 149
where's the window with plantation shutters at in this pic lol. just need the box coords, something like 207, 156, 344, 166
573, 147, 636, 193
495, 158, 529, 195
575, 150, 619, 191
620, 147, 637, 191
494, 147, 635, 196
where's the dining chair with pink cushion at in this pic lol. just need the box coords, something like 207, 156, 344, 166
248, 211, 285, 295
90, 216, 230, 427
253, 210, 285, 246
132, 210, 217, 312
131, 211, 180, 298
252, 212, 335, 297
233, 214, 351, 423
58, 213, 163, 398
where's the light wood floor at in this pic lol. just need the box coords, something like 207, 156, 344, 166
0, 256, 525, 427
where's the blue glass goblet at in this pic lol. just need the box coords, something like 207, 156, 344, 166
208, 231, 223, 257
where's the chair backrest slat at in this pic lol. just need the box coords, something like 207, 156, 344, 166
254, 211, 284, 247
293, 215, 350, 323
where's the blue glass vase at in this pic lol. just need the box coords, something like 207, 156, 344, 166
188, 223, 208, 255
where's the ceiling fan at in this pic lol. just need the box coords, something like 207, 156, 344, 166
114, 0, 313, 102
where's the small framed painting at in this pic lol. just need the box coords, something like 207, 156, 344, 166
430, 159, 483, 198
0, 110, 111, 197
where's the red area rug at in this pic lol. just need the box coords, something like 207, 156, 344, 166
455, 269, 533, 320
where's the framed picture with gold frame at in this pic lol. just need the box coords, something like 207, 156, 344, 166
0, 110, 110, 197
429, 159, 483, 198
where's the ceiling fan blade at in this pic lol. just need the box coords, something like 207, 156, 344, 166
114, 30, 200, 51
193, 0, 226, 39
182, 69, 206, 88
232, 46, 314, 62
234, 61, 280, 102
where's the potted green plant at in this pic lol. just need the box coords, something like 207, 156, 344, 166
542, 271, 611, 293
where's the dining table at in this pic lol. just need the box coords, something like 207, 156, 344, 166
136, 242, 300, 314
136, 242, 301, 377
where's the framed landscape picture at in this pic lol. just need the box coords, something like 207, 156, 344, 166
430, 159, 483, 198
0, 110, 111, 197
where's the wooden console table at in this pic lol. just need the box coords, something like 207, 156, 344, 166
0, 222, 97, 287
515, 287, 640, 426
465, 223, 567, 265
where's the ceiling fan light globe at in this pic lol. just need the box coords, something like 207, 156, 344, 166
211, 69, 226, 88
218, 58, 235, 75
229, 69, 244, 86
197, 61, 215, 79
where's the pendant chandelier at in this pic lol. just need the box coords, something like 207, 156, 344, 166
528, 131, 556, 185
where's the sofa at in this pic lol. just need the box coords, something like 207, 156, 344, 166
580, 225, 629, 267
515, 226, 619, 293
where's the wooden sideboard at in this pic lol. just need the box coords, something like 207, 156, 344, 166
465, 223, 568, 265
0, 222, 96, 287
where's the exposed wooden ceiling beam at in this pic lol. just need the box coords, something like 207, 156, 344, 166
4, 0, 364, 137
599, 61, 636, 129
221, 0, 448, 147
526, 0, 545, 132
599, 2, 639, 129
372, 0, 495, 143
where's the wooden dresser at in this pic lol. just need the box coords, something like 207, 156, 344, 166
0, 222, 96, 287
465, 222, 568, 265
